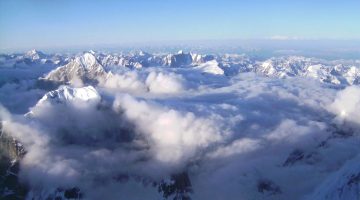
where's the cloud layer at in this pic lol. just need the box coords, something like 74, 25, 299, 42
1, 51, 360, 200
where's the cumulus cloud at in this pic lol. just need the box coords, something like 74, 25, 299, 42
328, 85, 360, 126
265, 119, 326, 144
99, 71, 147, 94
145, 71, 184, 94
208, 138, 260, 158
113, 94, 226, 164
99, 69, 185, 95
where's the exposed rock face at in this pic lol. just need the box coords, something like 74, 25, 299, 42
164, 51, 193, 67
257, 179, 282, 196
158, 172, 193, 200
0, 122, 27, 200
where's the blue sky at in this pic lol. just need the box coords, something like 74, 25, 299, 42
0, 0, 359, 50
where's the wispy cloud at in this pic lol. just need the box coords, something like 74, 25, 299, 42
268, 35, 302, 40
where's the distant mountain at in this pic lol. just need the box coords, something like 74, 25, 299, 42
253, 56, 360, 85
41, 52, 106, 86
163, 50, 193, 67
97, 51, 151, 69
1, 50, 359, 88
24, 49, 47, 60
0, 49, 67, 69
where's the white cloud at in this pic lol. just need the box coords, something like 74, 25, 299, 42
268, 35, 302, 40
99, 70, 185, 95
265, 119, 326, 143
99, 71, 147, 94
145, 71, 184, 94
328, 85, 360, 126
113, 94, 226, 164
208, 138, 261, 158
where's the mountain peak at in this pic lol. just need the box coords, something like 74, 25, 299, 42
37, 85, 100, 105
26, 49, 40, 55
25, 49, 45, 59
137, 50, 151, 57
75, 52, 98, 68
43, 52, 106, 86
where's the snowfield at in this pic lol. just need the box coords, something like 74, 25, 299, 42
0, 49, 360, 200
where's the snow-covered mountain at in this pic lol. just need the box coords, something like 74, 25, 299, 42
3, 49, 358, 87
195, 60, 224, 75
31, 50, 360, 89
0, 49, 67, 69
163, 50, 193, 67
309, 155, 360, 200
253, 56, 360, 85
42, 52, 106, 86
35, 85, 100, 105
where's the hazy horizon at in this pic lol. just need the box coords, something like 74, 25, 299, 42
2, 38, 360, 60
